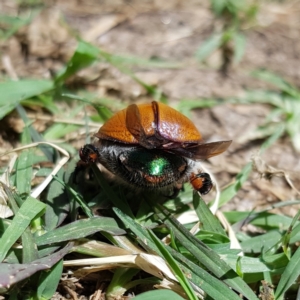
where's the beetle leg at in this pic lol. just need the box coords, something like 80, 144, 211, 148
190, 172, 213, 195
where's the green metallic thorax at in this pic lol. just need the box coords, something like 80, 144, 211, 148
118, 148, 187, 188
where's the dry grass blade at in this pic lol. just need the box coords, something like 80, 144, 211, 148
0, 184, 13, 219
64, 253, 177, 282
216, 211, 242, 251
0, 154, 17, 218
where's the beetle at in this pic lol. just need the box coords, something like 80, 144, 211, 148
79, 101, 232, 196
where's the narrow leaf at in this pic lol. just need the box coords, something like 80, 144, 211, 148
0, 196, 46, 262
219, 162, 252, 206
196, 34, 222, 62
193, 193, 226, 235
156, 205, 258, 300
55, 40, 99, 83
35, 217, 125, 246
233, 32, 246, 64
148, 230, 198, 300
0, 244, 71, 289
15, 150, 33, 196
0, 80, 54, 119
133, 290, 185, 300
36, 260, 63, 299
275, 247, 300, 298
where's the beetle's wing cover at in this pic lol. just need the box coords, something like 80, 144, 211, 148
126, 104, 144, 138
156, 102, 202, 143
171, 140, 232, 159
96, 108, 137, 143
126, 103, 161, 149
126, 104, 155, 148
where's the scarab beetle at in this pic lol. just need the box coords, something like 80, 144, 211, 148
79, 101, 232, 196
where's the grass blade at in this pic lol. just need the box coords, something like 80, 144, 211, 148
193, 193, 226, 235
169, 247, 243, 300
0, 195, 46, 262
156, 205, 259, 300
0, 244, 71, 290
35, 217, 125, 246
133, 289, 185, 300
55, 40, 99, 83
36, 260, 63, 299
114, 207, 249, 300
219, 162, 252, 206
274, 246, 300, 299
196, 34, 222, 62
0, 80, 54, 119
15, 150, 33, 196
148, 230, 198, 300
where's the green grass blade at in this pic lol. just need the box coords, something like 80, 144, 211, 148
148, 230, 198, 300
43, 104, 85, 139
156, 205, 259, 300
226, 211, 296, 230
196, 33, 222, 62
193, 193, 226, 235
21, 227, 39, 263
35, 217, 125, 246
252, 70, 299, 98
15, 150, 33, 196
291, 223, 300, 245
274, 246, 300, 299
169, 247, 243, 300
98, 49, 168, 102
114, 208, 245, 300
282, 210, 300, 255
219, 162, 252, 206
55, 40, 99, 83
0, 195, 46, 262
224, 254, 275, 273
0, 12, 37, 40
54, 175, 93, 218
113, 207, 160, 254
0, 80, 54, 120
106, 268, 139, 299
177, 99, 218, 119
44, 123, 79, 140
0, 244, 71, 290
233, 32, 246, 64
102, 53, 182, 69
16, 105, 55, 161
259, 123, 285, 154
133, 290, 185, 300
240, 231, 282, 253
44, 169, 70, 231
36, 260, 63, 300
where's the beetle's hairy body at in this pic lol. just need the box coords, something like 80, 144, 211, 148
94, 140, 199, 191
